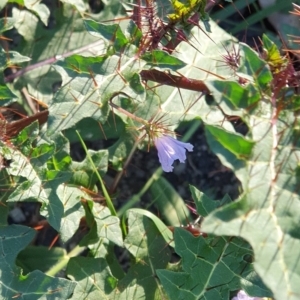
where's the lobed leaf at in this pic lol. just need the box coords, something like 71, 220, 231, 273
67, 257, 117, 299
0, 225, 75, 299
201, 36, 300, 300
114, 209, 171, 299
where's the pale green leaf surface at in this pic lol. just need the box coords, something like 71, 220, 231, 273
150, 176, 191, 226
93, 205, 123, 247
0, 17, 14, 32
11, 3, 104, 107
108, 130, 136, 171
202, 104, 300, 299
6, 51, 31, 65
150, 20, 239, 128
12, 8, 39, 41
67, 257, 117, 300
84, 20, 128, 50
127, 208, 174, 248
64, 113, 125, 143
0, 84, 17, 102
60, 0, 86, 13
141, 50, 186, 70
17, 246, 67, 274
157, 229, 271, 300
0, 1, 8, 10
0, 225, 75, 299
56, 185, 86, 243
205, 80, 261, 110
1, 123, 73, 232
189, 185, 232, 217
238, 43, 273, 89
1, 1, 299, 299
24, 0, 50, 26
48, 54, 146, 135
89, 241, 125, 280
113, 210, 171, 299
205, 125, 255, 159
81, 200, 123, 247
14, 4, 99, 59
69, 149, 108, 189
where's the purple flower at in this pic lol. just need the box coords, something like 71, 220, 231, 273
232, 290, 264, 300
154, 135, 193, 172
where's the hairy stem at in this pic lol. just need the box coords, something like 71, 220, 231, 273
140, 69, 210, 93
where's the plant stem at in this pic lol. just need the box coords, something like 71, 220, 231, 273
117, 166, 163, 217
45, 244, 86, 277
140, 69, 210, 93
110, 131, 144, 194
76, 130, 117, 217
181, 119, 202, 142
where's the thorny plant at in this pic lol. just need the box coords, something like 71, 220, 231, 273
0, 1, 300, 300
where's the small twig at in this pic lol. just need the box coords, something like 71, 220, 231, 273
109, 130, 144, 194
108, 92, 148, 125
21, 87, 37, 114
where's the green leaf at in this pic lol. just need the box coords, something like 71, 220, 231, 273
0, 225, 75, 299
1, 123, 75, 232
0, 1, 8, 10
84, 19, 128, 50
262, 34, 287, 72
190, 185, 232, 217
24, 0, 50, 26
202, 101, 300, 299
81, 200, 123, 247
0, 84, 17, 102
67, 257, 118, 299
69, 149, 108, 189
205, 80, 261, 110
47, 134, 72, 172
62, 54, 108, 74
64, 114, 125, 143
17, 246, 67, 274
11, 2, 103, 106
12, 7, 38, 41
115, 210, 171, 299
0, 17, 15, 33
9, 0, 50, 25
48, 54, 146, 135
205, 124, 255, 159
108, 130, 136, 171
56, 184, 86, 243
60, 0, 86, 12
126, 208, 174, 248
150, 176, 191, 225
141, 50, 186, 70
157, 229, 271, 300
168, 0, 207, 24
0, 46, 30, 76
88, 240, 125, 280
151, 20, 239, 127
238, 43, 273, 89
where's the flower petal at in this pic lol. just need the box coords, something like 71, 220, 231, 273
154, 135, 193, 172
231, 290, 264, 300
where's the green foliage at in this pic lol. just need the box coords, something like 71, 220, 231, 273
0, 225, 75, 299
0, 1, 299, 299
